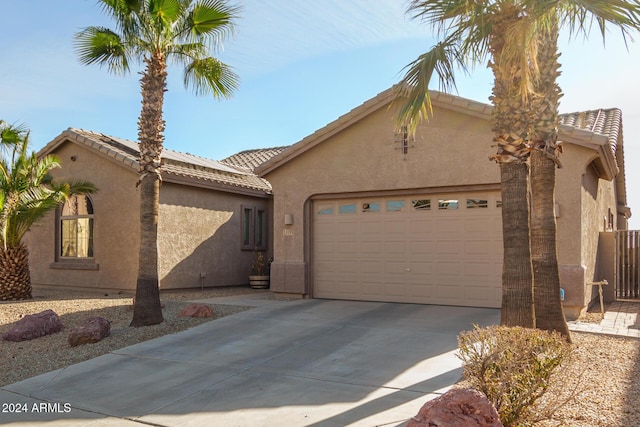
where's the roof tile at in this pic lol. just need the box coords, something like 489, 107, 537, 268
64, 129, 273, 193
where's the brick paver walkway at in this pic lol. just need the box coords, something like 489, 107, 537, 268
568, 301, 640, 338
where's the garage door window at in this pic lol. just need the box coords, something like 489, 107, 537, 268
438, 199, 459, 210
362, 202, 380, 213
339, 203, 357, 214
386, 200, 405, 212
467, 199, 488, 209
411, 199, 431, 210
318, 206, 334, 215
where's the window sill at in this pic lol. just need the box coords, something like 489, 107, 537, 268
49, 262, 99, 271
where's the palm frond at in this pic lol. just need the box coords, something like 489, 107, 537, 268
74, 26, 131, 74
0, 125, 97, 249
183, 57, 239, 97
99, 0, 143, 36
187, 0, 240, 39
559, 0, 640, 44
394, 34, 469, 132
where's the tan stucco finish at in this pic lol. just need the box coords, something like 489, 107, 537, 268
158, 183, 269, 289
26, 140, 140, 291
26, 138, 270, 292
263, 93, 622, 317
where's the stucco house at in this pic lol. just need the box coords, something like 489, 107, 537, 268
256, 87, 631, 319
25, 88, 632, 319
25, 128, 284, 293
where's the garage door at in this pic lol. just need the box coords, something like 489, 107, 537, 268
313, 192, 503, 308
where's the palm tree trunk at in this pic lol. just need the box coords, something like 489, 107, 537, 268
530, 20, 570, 340
531, 149, 570, 339
0, 243, 32, 301
131, 54, 167, 327
500, 162, 535, 327
489, 6, 535, 328
131, 174, 163, 326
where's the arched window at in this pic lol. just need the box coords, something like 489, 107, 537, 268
60, 195, 94, 258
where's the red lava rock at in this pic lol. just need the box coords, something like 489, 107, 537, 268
68, 317, 111, 347
407, 388, 503, 427
178, 303, 214, 318
1, 309, 62, 342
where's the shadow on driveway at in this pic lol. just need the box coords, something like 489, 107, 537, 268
0, 299, 499, 426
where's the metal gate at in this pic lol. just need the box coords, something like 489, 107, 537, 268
616, 230, 640, 299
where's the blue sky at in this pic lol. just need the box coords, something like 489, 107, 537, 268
1, 0, 638, 228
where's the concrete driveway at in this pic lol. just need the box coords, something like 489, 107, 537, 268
0, 294, 499, 427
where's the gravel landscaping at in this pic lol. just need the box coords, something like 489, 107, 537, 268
0, 286, 260, 388
1, 287, 639, 426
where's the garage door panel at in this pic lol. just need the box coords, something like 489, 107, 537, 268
433, 219, 462, 234
360, 260, 384, 276
313, 193, 502, 308
385, 241, 407, 257
463, 263, 496, 276
434, 241, 462, 257
435, 284, 465, 301
434, 261, 463, 279
464, 217, 496, 233
357, 240, 384, 256
406, 262, 434, 276
406, 241, 435, 257
384, 220, 407, 234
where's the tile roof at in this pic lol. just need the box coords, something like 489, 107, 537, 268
558, 109, 625, 205
559, 108, 622, 156
45, 128, 272, 195
257, 85, 625, 179
222, 146, 289, 172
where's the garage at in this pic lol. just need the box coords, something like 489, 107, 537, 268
312, 192, 503, 308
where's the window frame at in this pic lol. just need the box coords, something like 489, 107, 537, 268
241, 205, 267, 251
58, 194, 95, 261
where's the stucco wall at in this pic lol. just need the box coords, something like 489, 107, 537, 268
265, 99, 621, 316
158, 183, 269, 289
26, 139, 271, 292
25, 140, 141, 291
266, 103, 500, 295
554, 144, 618, 318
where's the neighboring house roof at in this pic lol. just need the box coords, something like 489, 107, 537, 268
255, 86, 628, 216
222, 146, 289, 172
39, 128, 272, 197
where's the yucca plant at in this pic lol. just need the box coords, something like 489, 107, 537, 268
0, 121, 97, 300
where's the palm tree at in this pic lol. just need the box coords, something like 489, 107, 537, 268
395, 0, 640, 333
0, 121, 97, 301
527, 4, 639, 335
396, 1, 539, 328
75, 0, 240, 326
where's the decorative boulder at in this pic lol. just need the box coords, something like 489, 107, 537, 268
67, 317, 111, 347
178, 303, 214, 318
1, 309, 63, 342
407, 388, 503, 427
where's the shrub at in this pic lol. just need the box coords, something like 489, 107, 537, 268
457, 325, 572, 427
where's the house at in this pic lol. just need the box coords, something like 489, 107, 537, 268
256, 87, 631, 319
26, 88, 631, 319
25, 128, 284, 293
